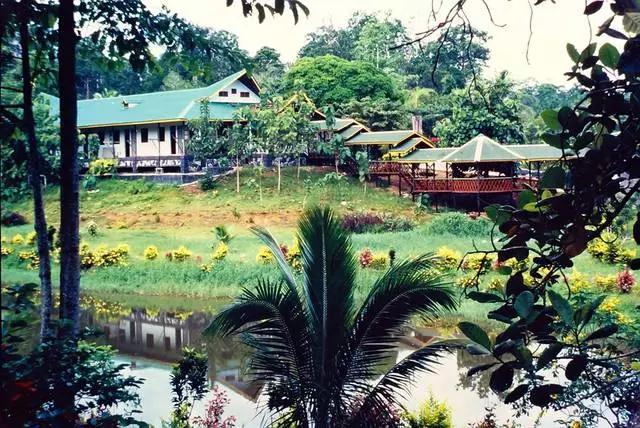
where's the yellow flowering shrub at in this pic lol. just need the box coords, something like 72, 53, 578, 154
88, 158, 117, 175
569, 269, 591, 293
456, 276, 478, 289
11, 234, 25, 245
1, 236, 6, 244
211, 241, 228, 262
485, 278, 503, 293
256, 246, 274, 264
1, 246, 13, 257
201, 263, 213, 273
587, 232, 636, 264
80, 243, 129, 269
169, 246, 192, 262
370, 253, 388, 270
594, 273, 617, 292
285, 238, 303, 271
434, 246, 461, 270
26, 231, 37, 245
144, 245, 159, 260
600, 297, 620, 313
17, 250, 39, 270
462, 253, 495, 274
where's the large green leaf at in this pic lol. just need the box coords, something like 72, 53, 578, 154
566, 43, 580, 63
458, 321, 492, 352
514, 291, 534, 318
540, 166, 566, 189
537, 343, 564, 369
547, 289, 574, 326
599, 43, 620, 68
490, 364, 514, 393
540, 109, 561, 130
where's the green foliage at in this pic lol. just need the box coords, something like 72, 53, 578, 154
88, 158, 117, 175
341, 96, 409, 131
425, 212, 494, 237
1, 283, 144, 427
169, 348, 209, 427
206, 206, 456, 426
282, 55, 402, 107
187, 101, 225, 161
199, 174, 217, 191
404, 392, 453, 428
433, 72, 525, 146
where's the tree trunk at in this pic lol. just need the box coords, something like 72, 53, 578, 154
335, 155, 339, 174
20, 4, 53, 341
236, 155, 240, 193
297, 157, 301, 182
58, 0, 81, 335
277, 161, 281, 192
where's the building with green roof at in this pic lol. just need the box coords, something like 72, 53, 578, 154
47, 70, 261, 172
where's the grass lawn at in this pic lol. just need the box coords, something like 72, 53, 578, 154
2, 166, 638, 330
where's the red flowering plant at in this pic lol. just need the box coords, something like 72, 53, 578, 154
191, 386, 236, 428
616, 266, 636, 294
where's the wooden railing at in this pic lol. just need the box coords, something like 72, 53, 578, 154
414, 177, 535, 193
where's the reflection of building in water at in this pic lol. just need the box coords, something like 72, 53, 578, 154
82, 308, 261, 401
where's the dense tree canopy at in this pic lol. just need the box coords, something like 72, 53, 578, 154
433, 72, 525, 146
282, 55, 402, 108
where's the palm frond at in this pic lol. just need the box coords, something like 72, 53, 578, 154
339, 255, 457, 391
251, 225, 299, 296
204, 279, 314, 403
350, 344, 450, 425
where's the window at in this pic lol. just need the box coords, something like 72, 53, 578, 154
97, 131, 105, 143
141, 128, 149, 142
240, 91, 250, 98
218, 91, 229, 97
112, 130, 120, 144
158, 126, 165, 142
146, 333, 154, 348
231, 88, 237, 94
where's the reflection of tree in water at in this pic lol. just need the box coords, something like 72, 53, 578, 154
456, 349, 498, 399
203, 336, 261, 401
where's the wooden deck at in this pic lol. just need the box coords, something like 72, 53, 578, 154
369, 161, 537, 194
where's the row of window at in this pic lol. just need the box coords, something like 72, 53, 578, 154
218, 89, 250, 98
107, 126, 175, 144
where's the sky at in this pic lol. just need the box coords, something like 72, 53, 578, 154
146, 0, 615, 85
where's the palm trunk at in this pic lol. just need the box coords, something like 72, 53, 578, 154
20, 5, 53, 341
58, 0, 81, 336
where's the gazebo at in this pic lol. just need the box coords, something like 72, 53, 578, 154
370, 133, 566, 209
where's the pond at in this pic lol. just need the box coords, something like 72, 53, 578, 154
80, 294, 582, 427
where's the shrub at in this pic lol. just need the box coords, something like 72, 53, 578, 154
456, 276, 478, 289
359, 248, 374, 268
342, 212, 384, 234
569, 269, 591, 293
403, 391, 453, 428
211, 242, 228, 262
587, 232, 637, 264
87, 221, 98, 236
168, 246, 192, 262
434, 246, 461, 270
144, 245, 159, 260
285, 238, 302, 271
370, 253, 388, 270
616, 267, 636, 294
80, 243, 129, 269
11, 234, 25, 245
200, 174, 217, 191
25, 231, 37, 245
88, 158, 117, 175
17, 250, 39, 270
593, 273, 617, 292
83, 174, 98, 191
1, 246, 13, 257
424, 212, 493, 237
485, 278, 503, 293
341, 212, 415, 234
256, 246, 274, 264
214, 225, 233, 243
462, 253, 495, 274
1, 210, 27, 226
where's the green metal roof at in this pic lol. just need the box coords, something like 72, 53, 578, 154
310, 118, 357, 132
388, 137, 429, 154
45, 70, 258, 129
397, 148, 456, 163
346, 130, 416, 145
439, 134, 524, 163
339, 123, 366, 140
507, 144, 564, 161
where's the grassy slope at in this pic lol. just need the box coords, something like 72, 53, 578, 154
2, 166, 638, 328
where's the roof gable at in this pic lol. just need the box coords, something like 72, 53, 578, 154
439, 134, 524, 163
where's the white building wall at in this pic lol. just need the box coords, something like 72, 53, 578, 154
98, 122, 186, 158
210, 80, 260, 104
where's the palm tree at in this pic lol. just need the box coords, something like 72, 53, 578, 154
205, 206, 457, 427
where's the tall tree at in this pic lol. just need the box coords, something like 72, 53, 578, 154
406, 25, 490, 92
433, 71, 525, 146
206, 206, 456, 426
282, 55, 402, 107
352, 13, 410, 71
